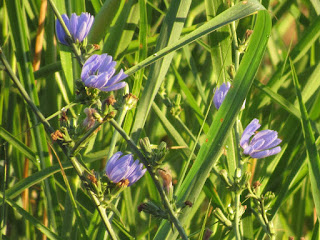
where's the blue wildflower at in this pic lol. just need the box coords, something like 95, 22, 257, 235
213, 82, 245, 110
240, 119, 282, 159
213, 82, 231, 109
81, 54, 128, 92
56, 13, 94, 45
105, 152, 146, 187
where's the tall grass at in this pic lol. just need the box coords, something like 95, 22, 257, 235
1, 0, 320, 239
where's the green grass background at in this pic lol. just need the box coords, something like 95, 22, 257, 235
1, 0, 320, 239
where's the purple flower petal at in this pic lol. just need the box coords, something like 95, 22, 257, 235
240, 118, 261, 149
213, 82, 231, 109
106, 152, 123, 176
105, 152, 146, 186
55, 14, 70, 45
81, 53, 128, 92
240, 119, 281, 159
250, 146, 281, 159
102, 82, 127, 92
55, 12, 94, 45
69, 13, 78, 38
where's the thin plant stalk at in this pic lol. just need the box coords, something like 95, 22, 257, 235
230, 4, 242, 238
106, 86, 130, 160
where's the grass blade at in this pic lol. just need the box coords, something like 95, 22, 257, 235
291, 59, 320, 221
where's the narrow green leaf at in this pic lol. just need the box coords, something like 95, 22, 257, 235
172, 64, 210, 133
311, 220, 320, 240
0, 195, 63, 240
205, 0, 232, 85
125, 0, 266, 76
197, 199, 211, 240
59, 47, 74, 96
0, 127, 36, 163
102, 0, 138, 58
291, 59, 320, 221
253, 80, 301, 119
87, 0, 123, 44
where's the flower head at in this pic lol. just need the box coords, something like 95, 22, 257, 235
105, 152, 146, 187
81, 54, 128, 92
240, 119, 282, 159
56, 13, 94, 45
213, 82, 245, 110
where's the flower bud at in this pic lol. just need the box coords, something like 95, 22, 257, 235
137, 201, 168, 219
213, 208, 232, 228
219, 169, 233, 188
158, 168, 173, 195
124, 93, 138, 110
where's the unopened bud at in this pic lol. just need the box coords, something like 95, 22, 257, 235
170, 94, 182, 117
83, 108, 98, 129
158, 168, 172, 194
51, 130, 64, 141
213, 208, 232, 228
263, 191, 275, 209
124, 93, 138, 110
239, 171, 251, 190
139, 137, 153, 159
220, 170, 233, 187
137, 201, 168, 219
104, 111, 116, 121
105, 95, 116, 106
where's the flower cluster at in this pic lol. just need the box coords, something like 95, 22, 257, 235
56, 13, 94, 45
105, 152, 146, 187
81, 54, 128, 92
240, 119, 282, 159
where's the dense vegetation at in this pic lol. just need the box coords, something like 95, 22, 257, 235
1, 0, 320, 239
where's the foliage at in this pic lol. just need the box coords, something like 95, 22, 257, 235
1, 0, 320, 239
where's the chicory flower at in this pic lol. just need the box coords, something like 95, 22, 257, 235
240, 119, 282, 159
213, 82, 231, 109
105, 152, 146, 187
213, 82, 245, 110
56, 13, 94, 45
81, 54, 128, 92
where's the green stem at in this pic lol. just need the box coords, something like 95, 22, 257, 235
107, 108, 128, 160
0, 145, 8, 236
109, 119, 188, 240
234, 191, 242, 240
71, 121, 104, 156
230, 11, 240, 71
47, 0, 83, 67
250, 208, 271, 236
0, 48, 118, 240
107, 87, 130, 160
230, 5, 242, 239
